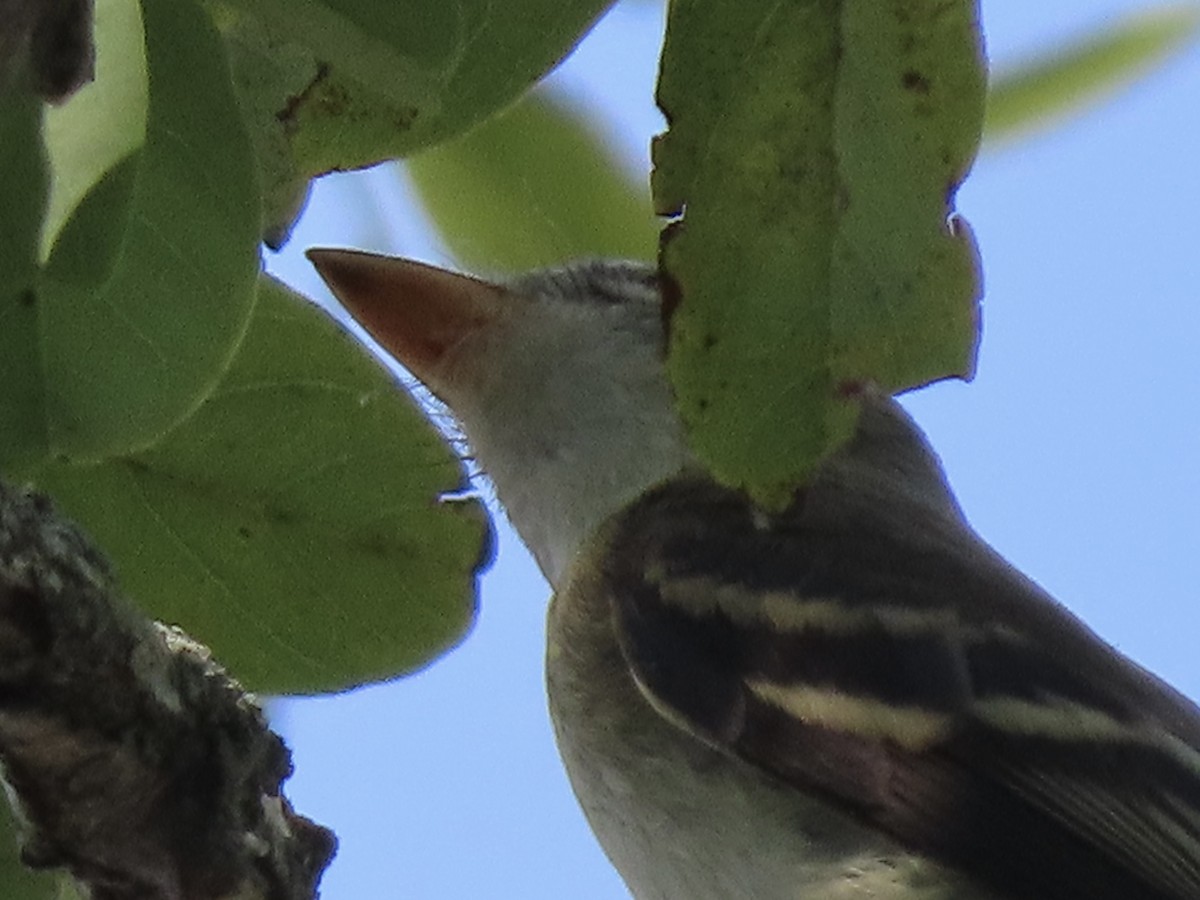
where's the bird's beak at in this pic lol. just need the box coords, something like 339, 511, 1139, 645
306, 248, 505, 393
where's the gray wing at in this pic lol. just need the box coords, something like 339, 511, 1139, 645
598, 401, 1200, 900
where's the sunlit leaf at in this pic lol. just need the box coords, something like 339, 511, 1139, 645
653, 0, 985, 507
407, 89, 657, 273
26, 277, 489, 695
986, 6, 1200, 144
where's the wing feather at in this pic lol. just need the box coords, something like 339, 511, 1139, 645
599, 465, 1200, 900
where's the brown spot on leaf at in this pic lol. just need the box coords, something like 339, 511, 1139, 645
277, 62, 330, 130
902, 70, 931, 94
836, 379, 868, 399
393, 107, 418, 131
265, 505, 299, 527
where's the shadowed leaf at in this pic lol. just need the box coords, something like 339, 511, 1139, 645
209, 0, 617, 246
0, 86, 48, 467
22, 0, 259, 462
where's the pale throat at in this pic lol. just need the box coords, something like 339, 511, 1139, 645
488, 420, 690, 589
454, 345, 691, 588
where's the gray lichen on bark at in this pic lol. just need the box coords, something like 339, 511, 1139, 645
0, 479, 335, 899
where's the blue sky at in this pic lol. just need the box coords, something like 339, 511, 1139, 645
266, 2, 1200, 896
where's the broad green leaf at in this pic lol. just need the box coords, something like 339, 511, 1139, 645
209, 0, 616, 246
986, 6, 1200, 144
31, 0, 260, 461
27, 277, 489, 695
653, 0, 985, 507
40, 0, 147, 258
407, 89, 657, 272
0, 87, 48, 467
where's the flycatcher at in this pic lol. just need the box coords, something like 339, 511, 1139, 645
309, 249, 1200, 900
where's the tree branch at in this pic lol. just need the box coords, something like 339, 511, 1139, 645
0, 479, 335, 900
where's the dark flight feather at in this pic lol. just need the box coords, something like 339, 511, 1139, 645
600, 393, 1200, 900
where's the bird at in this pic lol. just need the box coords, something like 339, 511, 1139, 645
308, 248, 1200, 900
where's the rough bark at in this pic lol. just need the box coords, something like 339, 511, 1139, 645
0, 479, 335, 900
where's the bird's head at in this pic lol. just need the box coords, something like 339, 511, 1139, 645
307, 250, 691, 586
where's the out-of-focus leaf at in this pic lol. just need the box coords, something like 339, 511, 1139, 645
27, 277, 489, 695
653, 0, 985, 507
986, 6, 1200, 144
30, 0, 260, 461
407, 89, 657, 273
0, 86, 48, 467
207, 0, 616, 247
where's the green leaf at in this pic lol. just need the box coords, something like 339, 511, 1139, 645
985, 6, 1200, 144
208, 0, 617, 245
407, 89, 657, 272
30, 0, 261, 462
207, 6, 320, 247
0, 802, 60, 899
0, 86, 49, 467
40, 0, 147, 258
652, 0, 985, 507
26, 277, 489, 695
